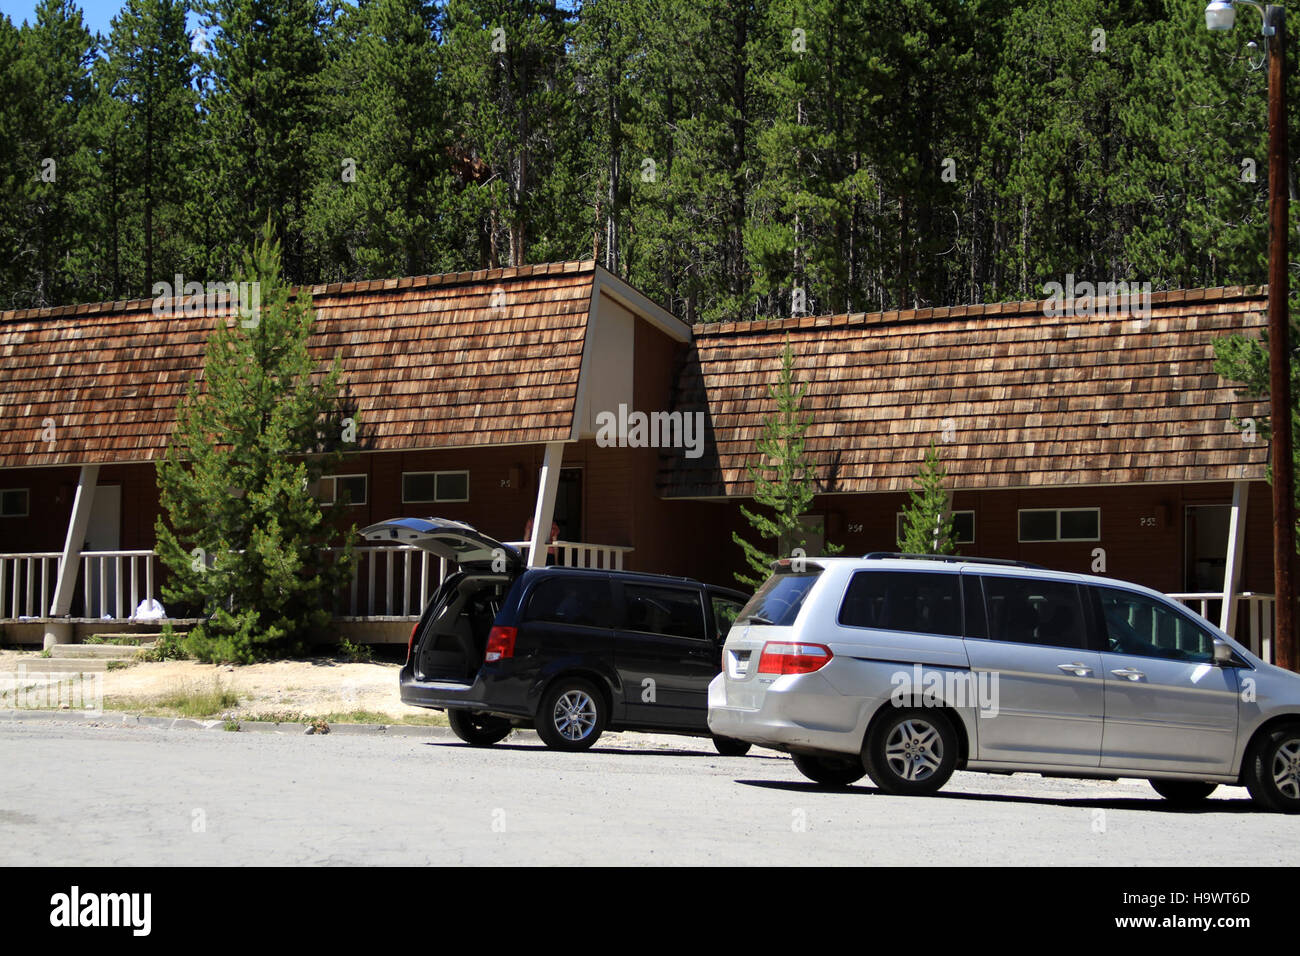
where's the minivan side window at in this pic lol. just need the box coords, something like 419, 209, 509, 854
711, 596, 744, 640
980, 576, 1087, 649
525, 577, 613, 628
962, 575, 987, 639
623, 584, 707, 641
838, 571, 962, 637
1094, 587, 1216, 663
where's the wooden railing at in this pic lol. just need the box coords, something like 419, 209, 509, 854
80, 550, 158, 621
0, 552, 60, 620
504, 540, 632, 570
0, 550, 159, 621
339, 540, 634, 619
1168, 591, 1276, 662
343, 546, 450, 618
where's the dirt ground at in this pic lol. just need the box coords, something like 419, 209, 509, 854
0, 649, 440, 723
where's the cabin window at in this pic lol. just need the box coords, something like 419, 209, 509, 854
403, 471, 469, 504
1018, 508, 1100, 542
0, 489, 28, 517
310, 475, 368, 506
895, 510, 975, 545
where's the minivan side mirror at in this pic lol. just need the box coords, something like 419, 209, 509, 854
1214, 640, 1243, 667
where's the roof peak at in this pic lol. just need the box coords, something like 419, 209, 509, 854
695, 284, 1266, 337
0, 259, 597, 324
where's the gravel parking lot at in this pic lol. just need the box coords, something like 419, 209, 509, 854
2, 717, 1296, 866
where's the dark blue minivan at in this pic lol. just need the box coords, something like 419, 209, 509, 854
361, 518, 752, 754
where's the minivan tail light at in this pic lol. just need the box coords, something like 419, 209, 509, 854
484, 626, 517, 662
756, 641, 832, 675
406, 621, 419, 665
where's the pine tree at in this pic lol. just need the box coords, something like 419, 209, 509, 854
154, 224, 355, 663
1213, 316, 1300, 542
308, 0, 475, 282
97, 0, 199, 298
897, 441, 956, 555
192, 0, 329, 283
2, 0, 98, 308
441, 0, 576, 268
732, 339, 838, 588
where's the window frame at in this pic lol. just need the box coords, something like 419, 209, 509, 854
0, 488, 29, 518
835, 568, 965, 638
619, 581, 709, 643
974, 573, 1094, 650
402, 470, 470, 504
312, 473, 368, 506
895, 510, 976, 545
522, 574, 615, 629
1088, 584, 1220, 663
1017, 507, 1101, 543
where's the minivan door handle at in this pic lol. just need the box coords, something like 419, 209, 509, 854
1110, 667, 1146, 682
1057, 662, 1093, 677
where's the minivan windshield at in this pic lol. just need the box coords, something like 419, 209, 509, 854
736, 570, 822, 627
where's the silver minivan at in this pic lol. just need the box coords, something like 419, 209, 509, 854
707, 553, 1300, 811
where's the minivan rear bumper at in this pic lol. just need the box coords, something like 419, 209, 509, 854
399, 663, 534, 719
706, 672, 871, 757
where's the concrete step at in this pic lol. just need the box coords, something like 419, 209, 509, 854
13, 658, 110, 673
46, 644, 151, 660
81, 633, 174, 645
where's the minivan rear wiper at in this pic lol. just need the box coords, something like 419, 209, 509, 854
739, 614, 777, 626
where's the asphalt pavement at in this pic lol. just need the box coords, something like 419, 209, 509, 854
1, 717, 1294, 866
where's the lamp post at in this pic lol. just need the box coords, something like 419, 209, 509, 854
1207, 0, 1297, 670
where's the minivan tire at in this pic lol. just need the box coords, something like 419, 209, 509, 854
862, 709, 958, 796
1148, 780, 1218, 805
447, 709, 513, 747
1244, 723, 1300, 813
713, 735, 752, 757
536, 678, 606, 752
792, 752, 866, 786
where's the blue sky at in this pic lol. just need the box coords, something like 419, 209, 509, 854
1, 0, 127, 36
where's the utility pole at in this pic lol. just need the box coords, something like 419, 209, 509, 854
1266, 5, 1297, 670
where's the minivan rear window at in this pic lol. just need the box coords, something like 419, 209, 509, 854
736, 570, 821, 627
838, 570, 962, 636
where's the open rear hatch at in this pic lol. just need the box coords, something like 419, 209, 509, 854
360, 517, 523, 571
361, 519, 523, 684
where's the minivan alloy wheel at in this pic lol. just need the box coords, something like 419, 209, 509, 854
536, 678, 608, 752
1273, 740, 1300, 800
885, 718, 944, 782
863, 709, 959, 796
554, 690, 598, 741
1245, 724, 1300, 812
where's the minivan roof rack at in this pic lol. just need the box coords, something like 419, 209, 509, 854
862, 552, 1045, 571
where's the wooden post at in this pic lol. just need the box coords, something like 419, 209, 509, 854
46, 464, 99, 646
1267, 5, 1297, 670
528, 443, 564, 568
1222, 481, 1250, 634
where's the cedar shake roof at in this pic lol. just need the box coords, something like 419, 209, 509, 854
0, 261, 598, 468
662, 287, 1271, 498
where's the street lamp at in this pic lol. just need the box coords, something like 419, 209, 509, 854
1205, 0, 1238, 31
1206, 1, 1297, 671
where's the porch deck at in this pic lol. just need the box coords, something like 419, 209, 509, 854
0, 542, 634, 645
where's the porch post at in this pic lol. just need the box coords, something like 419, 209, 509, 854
46, 464, 99, 646
1221, 480, 1250, 635
528, 443, 564, 568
